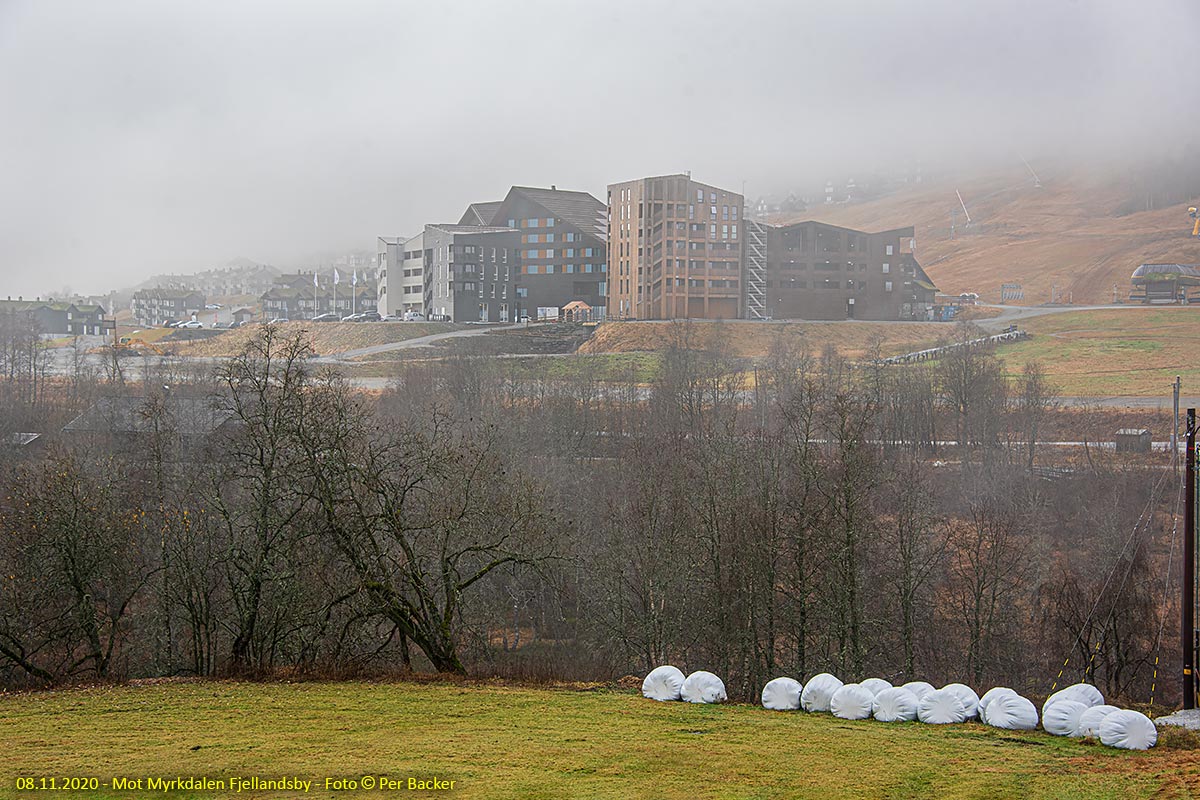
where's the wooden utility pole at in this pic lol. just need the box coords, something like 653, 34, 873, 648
1185, 408, 1196, 709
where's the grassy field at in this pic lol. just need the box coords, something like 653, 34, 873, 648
998, 308, 1200, 396
0, 681, 1196, 799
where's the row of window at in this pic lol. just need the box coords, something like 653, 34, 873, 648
525, 264, 606, 275
524, 248, 600, 259
770, 279, 897, 291
507, 217, 556, 228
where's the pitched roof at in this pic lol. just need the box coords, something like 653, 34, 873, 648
509, 186, 607, 238
458, 201, 503, 226
64, 396, 234, 436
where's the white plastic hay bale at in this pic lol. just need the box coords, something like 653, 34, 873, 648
800, 673, 844, 713
641, 665, 685, 701
761, 677, 803, 711
1098, 709, 1158, 750
941, 683, 980, 720
917, 688, 968, 724
978, 687, 1018, 725
984, 693, 1039, 730
1075, 704, 1121, 738
859, 677, 892, 696
872, 687, 919, 722
680, 670, 727, 704
1042, 683, 1104, 718
900, 681, 935, 701
1042, 699, 1088, 736
829, 683, 875, 720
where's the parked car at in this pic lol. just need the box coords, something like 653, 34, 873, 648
267, 317, 290, 325
359, 311, 381, 322
162, 319, 179, 328
312, 312, 340, 323
380, 314, 403, 322
403, 311, 425, 321
204, 303, 223, 310
175, 320, 204, 329
519, 314, 530, 323
341, 313, 363, 322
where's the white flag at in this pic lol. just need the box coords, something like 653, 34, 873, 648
352, 269, 358, 286
313, 272, 319, 288
333, 268, 341, 285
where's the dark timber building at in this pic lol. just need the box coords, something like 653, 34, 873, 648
459, 186, 608, 320
745, 220, 937, 320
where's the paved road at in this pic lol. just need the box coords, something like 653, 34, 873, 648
972, 302, 1163, 331
325, 323, 529, 362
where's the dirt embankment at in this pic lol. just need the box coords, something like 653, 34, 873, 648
579, 320, 949, 359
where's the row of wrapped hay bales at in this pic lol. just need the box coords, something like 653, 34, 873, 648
641, 666, 727, 704
643, 665, 1158, 750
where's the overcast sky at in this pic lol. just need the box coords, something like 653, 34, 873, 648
1, 0, 1196, 297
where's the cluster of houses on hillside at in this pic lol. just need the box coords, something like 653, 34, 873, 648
377, 175, 940, 324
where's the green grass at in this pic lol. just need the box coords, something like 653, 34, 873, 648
0, 681, 1194, 799
503, 352, 664, 383
996, 308, 1200, 396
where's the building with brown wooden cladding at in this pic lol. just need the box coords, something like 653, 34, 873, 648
745, 220, 937, 321
606, 174, 744, 320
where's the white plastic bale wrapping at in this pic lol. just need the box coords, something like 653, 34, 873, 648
1042, 699, 1088, 736
917, 689, 968, 724
829, 684, 875, 720
859, 678, 892, 696
900, 681, 935, 700
872, 687, 919, 722
761, 677, 803, 711
984, 693, 1039, 730
1098, 709, 1158, 750
680, 671, 727, 704
800, 673, 844, 713
1075, 704, 1121, 738
641, 665, 685, 701
977, 687, 1018, 725
941, 683, 981, 720
1042, 683, 1104, 718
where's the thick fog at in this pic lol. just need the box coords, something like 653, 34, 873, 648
0, 0, 1195, 297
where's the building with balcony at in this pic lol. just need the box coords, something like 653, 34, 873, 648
422, 224, 520, 323
131, 288, 206, 326
746, 221, 937, 320
377, 233, 427, 317
606, 174, 743, 320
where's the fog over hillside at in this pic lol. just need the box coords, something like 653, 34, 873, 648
0, 0, 1196, 297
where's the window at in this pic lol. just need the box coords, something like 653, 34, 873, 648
545, 265, 555, 274
688, 204, 694, 219
545, 249, 554, 258
527, 265, 540, 274
696, 189, 704, 201
517, 287, 528, 298
885, 280, 893, 292
508, 219, 515, 228
710, 223, 717, 237
584, 263, 593, 273
722, 224, 729, 240
722, 206, 729, 220
710, 205, 717, 216
564, 248, 575, 257
584, 247, 593, 257
526, 234, 540, 244
732, 206, 738, 220
886, 244, 894, 255
598, 281, 607, 295
545, 233, 555, 242
546, 217, 554, 226
882, 263, 890, 274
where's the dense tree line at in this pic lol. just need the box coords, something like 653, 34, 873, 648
0, 323, 1182, 707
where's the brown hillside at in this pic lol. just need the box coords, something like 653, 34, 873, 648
773, 168, 1200, 304
579, 320, 948, 359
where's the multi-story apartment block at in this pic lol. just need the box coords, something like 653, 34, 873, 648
607, 174, 744, 320
422, 224, 520, 323
488, 186, 608, 320
745, 221, 936, 320
377, 233, 427, 317
131, 288, 206, 326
